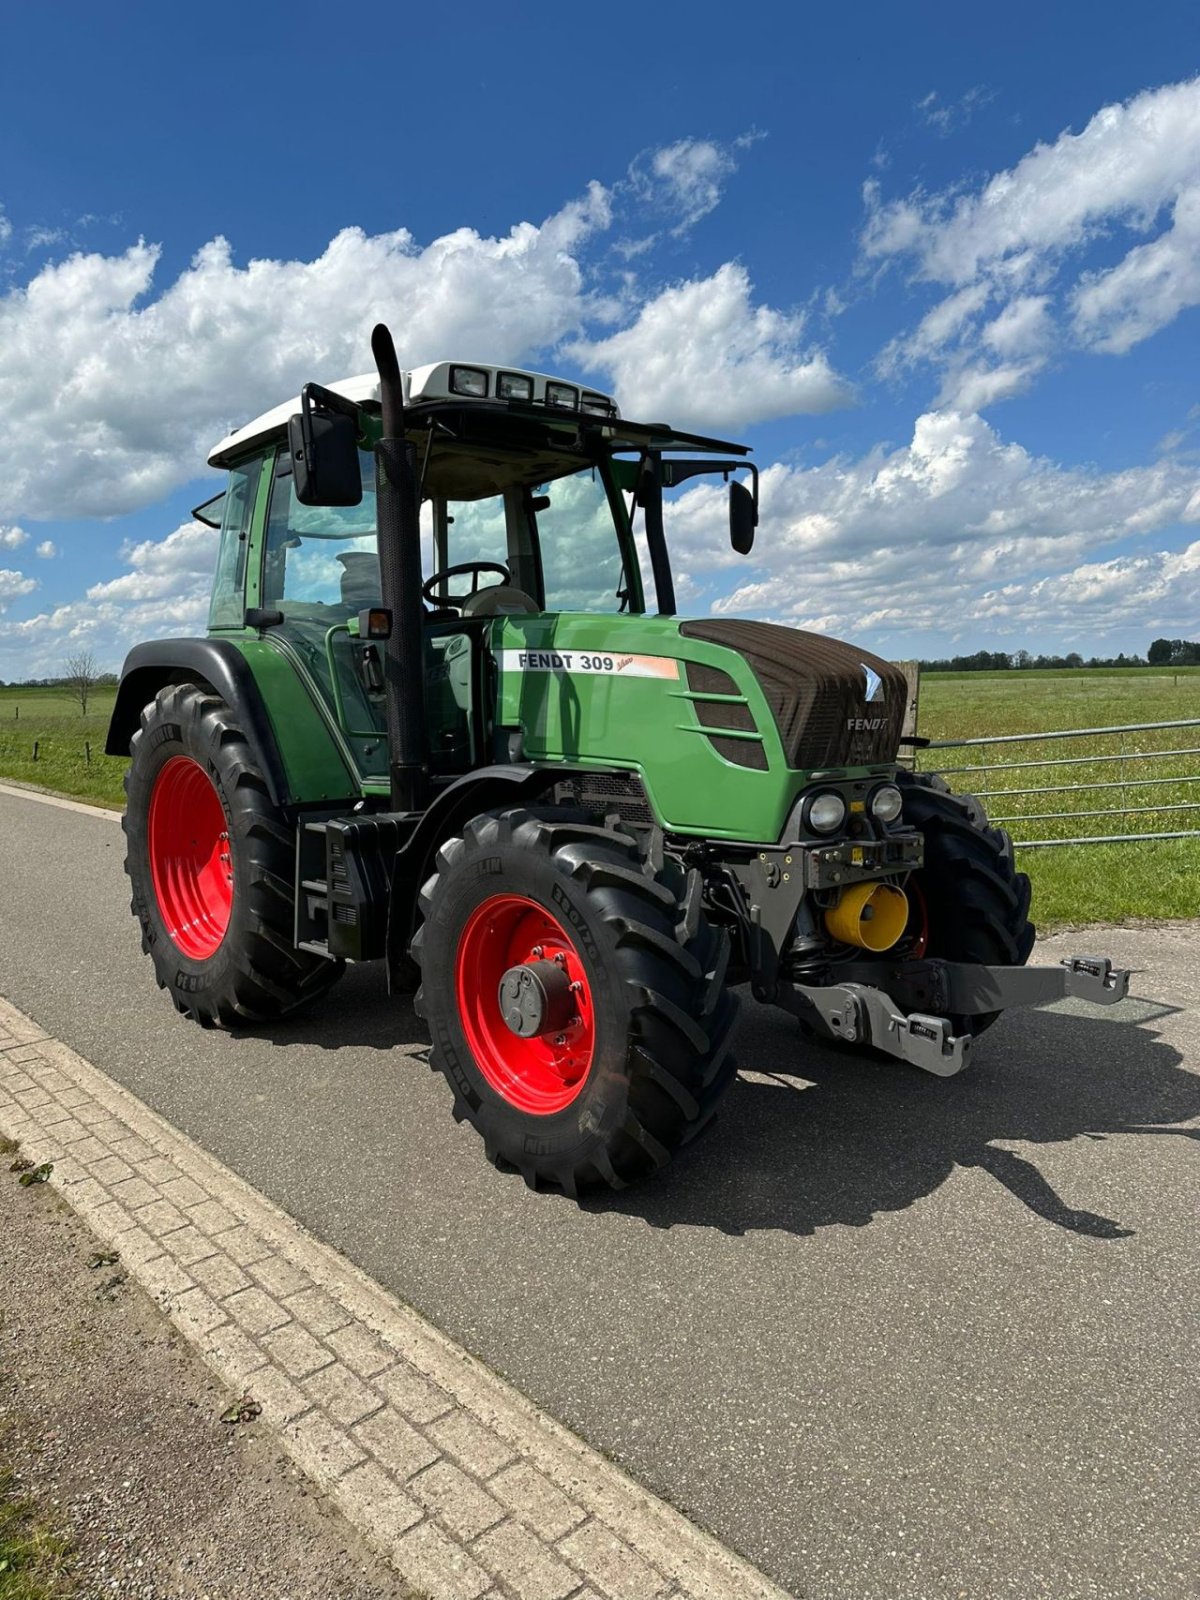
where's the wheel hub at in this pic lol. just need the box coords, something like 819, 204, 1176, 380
498, 958, 576, 1038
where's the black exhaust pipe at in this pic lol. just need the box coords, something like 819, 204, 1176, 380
371, 323, 427, 813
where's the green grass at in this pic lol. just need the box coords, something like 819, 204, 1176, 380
917, 669, 1200, 926
0, 687, 124, 808
0, 1459, 73, 1599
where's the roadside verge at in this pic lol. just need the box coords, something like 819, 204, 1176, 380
0, 994, 791, 1600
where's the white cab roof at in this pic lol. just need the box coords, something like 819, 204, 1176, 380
207, 361, 617, 468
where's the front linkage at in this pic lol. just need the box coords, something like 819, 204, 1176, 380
703, 825, 1129, 1078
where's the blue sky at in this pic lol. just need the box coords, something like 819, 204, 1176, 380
0, 0, 1197, 676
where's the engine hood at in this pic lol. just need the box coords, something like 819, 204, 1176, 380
679, 618, 907, 771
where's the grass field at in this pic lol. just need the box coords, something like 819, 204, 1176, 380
0, 686, 123, 808
0, 671, 1196, 928
916, 669, 1200, 925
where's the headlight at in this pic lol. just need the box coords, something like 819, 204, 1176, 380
871, 784, 904, 824
805, 791, 847, 834
546, 381, 579, 409
449, 365, 489, 398
497, 372, 533, 402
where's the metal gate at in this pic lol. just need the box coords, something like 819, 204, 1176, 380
917, 717, 1200, 848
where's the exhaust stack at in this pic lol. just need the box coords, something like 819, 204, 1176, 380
371, 323, 427, 814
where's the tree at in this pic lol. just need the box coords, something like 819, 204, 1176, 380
1148, 638, 1172, 665
64, 648, 100, 717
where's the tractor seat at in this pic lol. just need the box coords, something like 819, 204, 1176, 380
460, 584, 540, 617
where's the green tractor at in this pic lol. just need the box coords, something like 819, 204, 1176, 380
107, 325, 1129, 1193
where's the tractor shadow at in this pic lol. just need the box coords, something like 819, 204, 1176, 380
593, 998, 1198, 1240
244, 964, 430, 1056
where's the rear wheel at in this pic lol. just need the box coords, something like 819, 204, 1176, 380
412, 808, 737, 1192
123, 683, 343, 1026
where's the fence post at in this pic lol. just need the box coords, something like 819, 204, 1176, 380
897, 661, 920, 769
85, 741, 91, 765
32, 740, 38, 761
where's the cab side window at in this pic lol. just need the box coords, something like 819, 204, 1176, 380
207, 457, 262, 629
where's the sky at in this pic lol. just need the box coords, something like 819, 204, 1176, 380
0, 0, 1198, 677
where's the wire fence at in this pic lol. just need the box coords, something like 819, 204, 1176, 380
917, 718, 1200, 848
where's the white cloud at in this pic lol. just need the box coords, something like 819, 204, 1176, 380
571, 263, 852, 432
914, 86, 996, 138
866, 77, 1200, 286
0, 525, 28, 549
867, 77, 1200, 400
0, 520, 216, 676
0, 569, 37, 610
639, 139, 737, 232
35, 540, 56, 559
0, 208, 11, 246
0, 185, 613, 522
1072, 185, 1200, 353
663, 408, 1200, 647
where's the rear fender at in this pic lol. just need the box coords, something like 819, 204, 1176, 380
106, 638, 290, 808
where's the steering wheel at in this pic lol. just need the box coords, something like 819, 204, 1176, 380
422, 561, 511, 611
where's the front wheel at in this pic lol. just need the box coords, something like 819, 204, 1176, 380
412, 809, 737, 1193
123, 683, 343, 1027
895, 770, 1036, 1037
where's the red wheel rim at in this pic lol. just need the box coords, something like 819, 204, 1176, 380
147, 756, 233, 960
455, 894, 595, 1115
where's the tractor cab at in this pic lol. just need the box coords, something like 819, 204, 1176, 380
198, 359, 757, 792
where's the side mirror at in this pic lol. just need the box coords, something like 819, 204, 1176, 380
288, 385, 363, 506
730, 479, 757, 555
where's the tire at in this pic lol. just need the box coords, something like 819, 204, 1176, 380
896, 769, 1036, 1036
123, 683, 343, 1027
412, 808, 737, 1193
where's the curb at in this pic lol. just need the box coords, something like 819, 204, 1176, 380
0, 994, 792, 1600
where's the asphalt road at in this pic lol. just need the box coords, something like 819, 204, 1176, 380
2, 785, 1197, 1600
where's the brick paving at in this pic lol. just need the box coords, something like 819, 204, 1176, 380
0, 995, 789, 1600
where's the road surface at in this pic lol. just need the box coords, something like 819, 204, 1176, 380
1, 785, 1196, 1599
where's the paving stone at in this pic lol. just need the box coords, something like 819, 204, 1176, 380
334, 1462, 424, 1544
89, 1155, 134, 1186
558, 1523, 670, 1600
140, 1156, 186, 1185
392, 1520, 491, 1600
202, 1322, 270, 1385
57, 1086, 92, 1110
62, 1136, 108, 1166
71, 1096, 113, 1126
248, 1253, 311, 1299
161, 1225, 220, 1267
285, 1409, 366, 1486
243, 1363, 310, 1425
112, 1226, 166, 1266
47, 1118, 87, 1146
302, 1362, 384, 1426
35, 1102, 76, 1128
187, 1198, 238, 1234
190, 1253, 252, 1300
88, 1117, 127, 1145
170, 1287, 228, 1339
377, 1363, 456, 1424
472, 1519, 579, 1600
411, 1460, 505, 1540
491, 1464, 586, 1541
107, 1134, 154, 1164
86, 1201, 135, 1241
428, 1410, 517, 1480
326, 1321, 395, 1378
283, 1286, 352, 1337
62, 1176, 110, 1214
158, 1174, 209, 1209
137, 1253, 195, 1303
108, 1175, 159, 1211
209, 1223, 272, 1266
352, 1406, 439, 1480
225, 1286, 290, 1335
260, 1322, 334, 1379
134, 1199, 188, 1238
